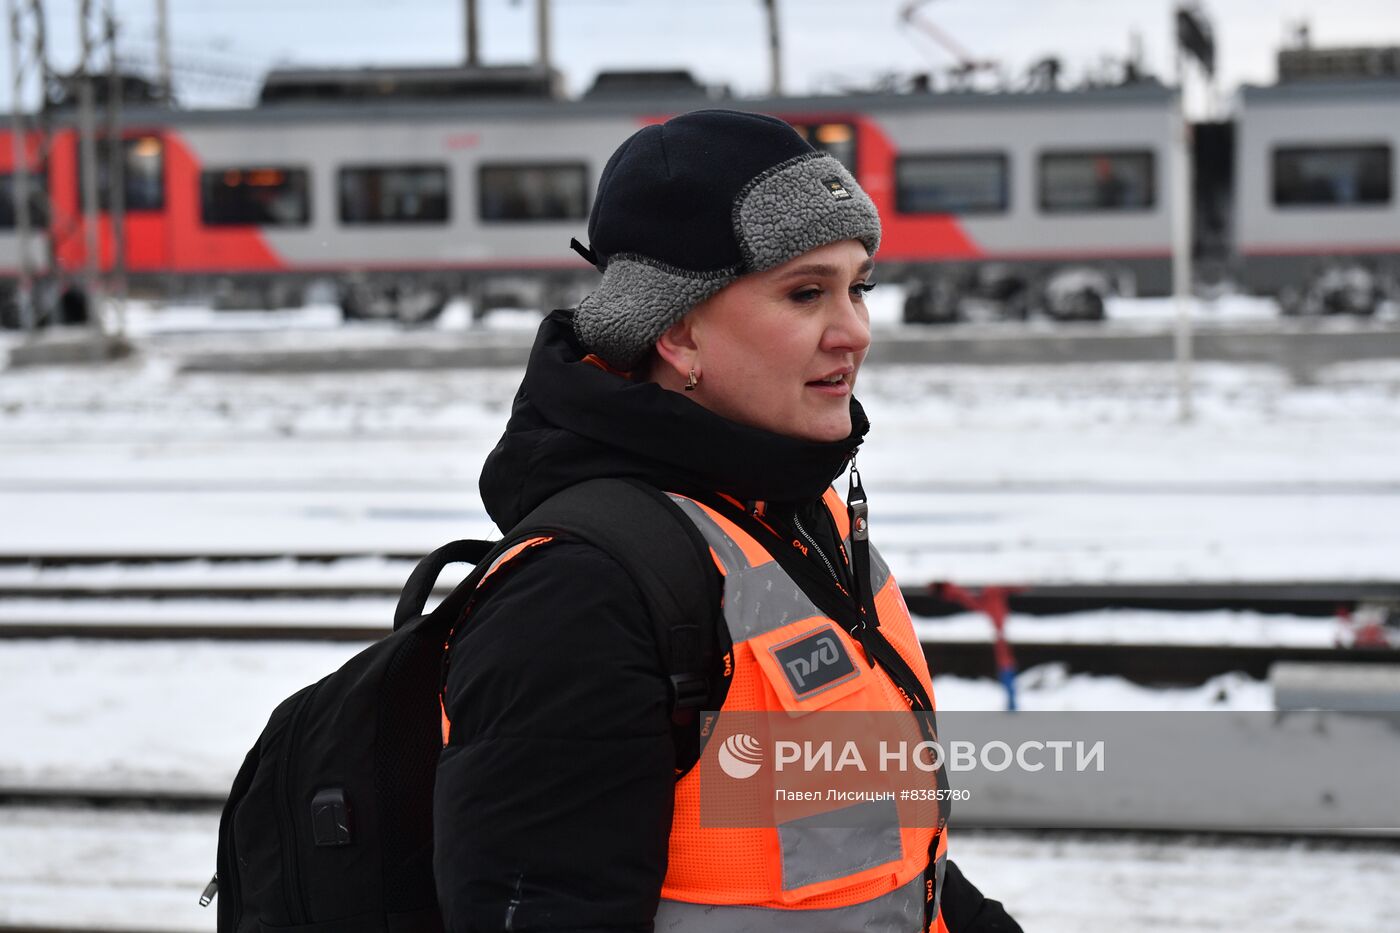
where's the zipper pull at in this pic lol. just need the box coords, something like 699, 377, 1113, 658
848, 467, 869, 544
846, 458, 867, 526
199, 873, 218, 907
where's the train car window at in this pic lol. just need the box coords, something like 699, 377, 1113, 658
339, 165, 450, 224
0, 173, 48, 229
1039, 151, 1155, 213
895, 153, 1008, 214
201, 168, 311, 226
1272, 145, 1392, 206
790, 122, 858, 175
76, 135, 165, 212
478, 163, 587, 222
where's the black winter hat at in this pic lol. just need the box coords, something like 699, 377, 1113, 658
573, 109, 881, 370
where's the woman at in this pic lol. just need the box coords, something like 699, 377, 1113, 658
434, 110, 1020, 933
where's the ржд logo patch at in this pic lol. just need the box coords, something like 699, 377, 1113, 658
771, 625, 858, 699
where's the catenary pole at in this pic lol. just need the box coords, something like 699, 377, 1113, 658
536, 0, 551, 74
6, 0, 35, 333
77, 0, 104, 335
104, 0, 125, 337
154, 0, 170, 103
465, 0, 478, 66
1171, 46, 1194, 423
763, 0, 782, 97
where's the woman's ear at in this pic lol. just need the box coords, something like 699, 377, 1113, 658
653, 314, 700, 385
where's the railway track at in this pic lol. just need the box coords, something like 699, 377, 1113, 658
0, 787, 223, 811
3, 549, 1397, 613
0, 927, 183, 933
0, 613, 1396, 683
3, 553, 1397, 684
1, 578, 1388, 618
2, 620, 1395, 682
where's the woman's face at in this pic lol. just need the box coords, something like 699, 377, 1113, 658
657, 239, 873, 443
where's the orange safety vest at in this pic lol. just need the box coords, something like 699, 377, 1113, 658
660, 488, 950, 933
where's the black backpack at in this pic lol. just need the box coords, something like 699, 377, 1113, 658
203, 478, 727, 933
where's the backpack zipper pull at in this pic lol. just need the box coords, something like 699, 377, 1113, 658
199, 873, 218, 907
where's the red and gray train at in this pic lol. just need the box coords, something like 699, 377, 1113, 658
0, 69, 1396, 325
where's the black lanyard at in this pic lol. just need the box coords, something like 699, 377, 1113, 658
696, 478, 951, 930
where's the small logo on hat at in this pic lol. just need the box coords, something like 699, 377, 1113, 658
822, 177, 852, 200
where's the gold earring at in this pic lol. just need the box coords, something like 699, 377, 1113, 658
685, 368, 699, 392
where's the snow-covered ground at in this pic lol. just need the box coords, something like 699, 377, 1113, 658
1, 808, 1395, 933
5, 314, 1400, 582
0, 636, 1275, 797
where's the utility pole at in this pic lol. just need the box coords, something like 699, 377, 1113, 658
1170, 45, 1194, 423
6, 0, 36, 332
104, 0, 126, 337
465, 0, 479, 66
1171, 3, 1215, 424
762, 0, 782, 96
536, 0, 550, 74
8, 0, 55, 333
76, 0, 104, 335
154, 0, 171, 103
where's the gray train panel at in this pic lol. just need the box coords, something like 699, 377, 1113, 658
6, 85, 1186, 320
161, 87, 1179, 271
0, 233, 50, 277
873, 96, 1176, 258
1236, 80, 1400, 305
177, 114, 640, 268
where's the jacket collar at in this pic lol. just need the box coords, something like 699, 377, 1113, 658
479, 309, 869, 530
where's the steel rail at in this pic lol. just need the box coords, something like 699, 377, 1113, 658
0, 578, 1395, 614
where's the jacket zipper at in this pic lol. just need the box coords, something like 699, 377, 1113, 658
278, 685, 319, 925
791, 511, 843, 588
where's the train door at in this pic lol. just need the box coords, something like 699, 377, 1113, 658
52, 129, 169, 280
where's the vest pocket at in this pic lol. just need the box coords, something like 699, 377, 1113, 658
777, 797, 903, 893
749, 619, 873, 715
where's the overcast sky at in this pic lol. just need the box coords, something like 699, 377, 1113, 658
7, 0, 1400, 116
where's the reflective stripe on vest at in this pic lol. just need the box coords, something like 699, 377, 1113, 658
656, 869, 931, 933
663, 491, 946, 930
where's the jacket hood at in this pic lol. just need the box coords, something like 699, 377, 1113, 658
480, 309, 870, 530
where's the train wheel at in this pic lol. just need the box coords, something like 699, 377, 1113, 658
1277, 286, 1307, 317
58, 287, 89, 325
338, 282, 397, 322
999, 285, 1032, 322
0, 287, 18, 330
393, 286, 450, 326
902, 280, 960, 324
338, 293, 366, 321
1079, 288, 1106, 321
1044, 285, 1106, 322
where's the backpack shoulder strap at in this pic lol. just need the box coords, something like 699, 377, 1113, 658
516, 478, 724, 719
404, 478, 729, 778
507, 478, 729, 778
